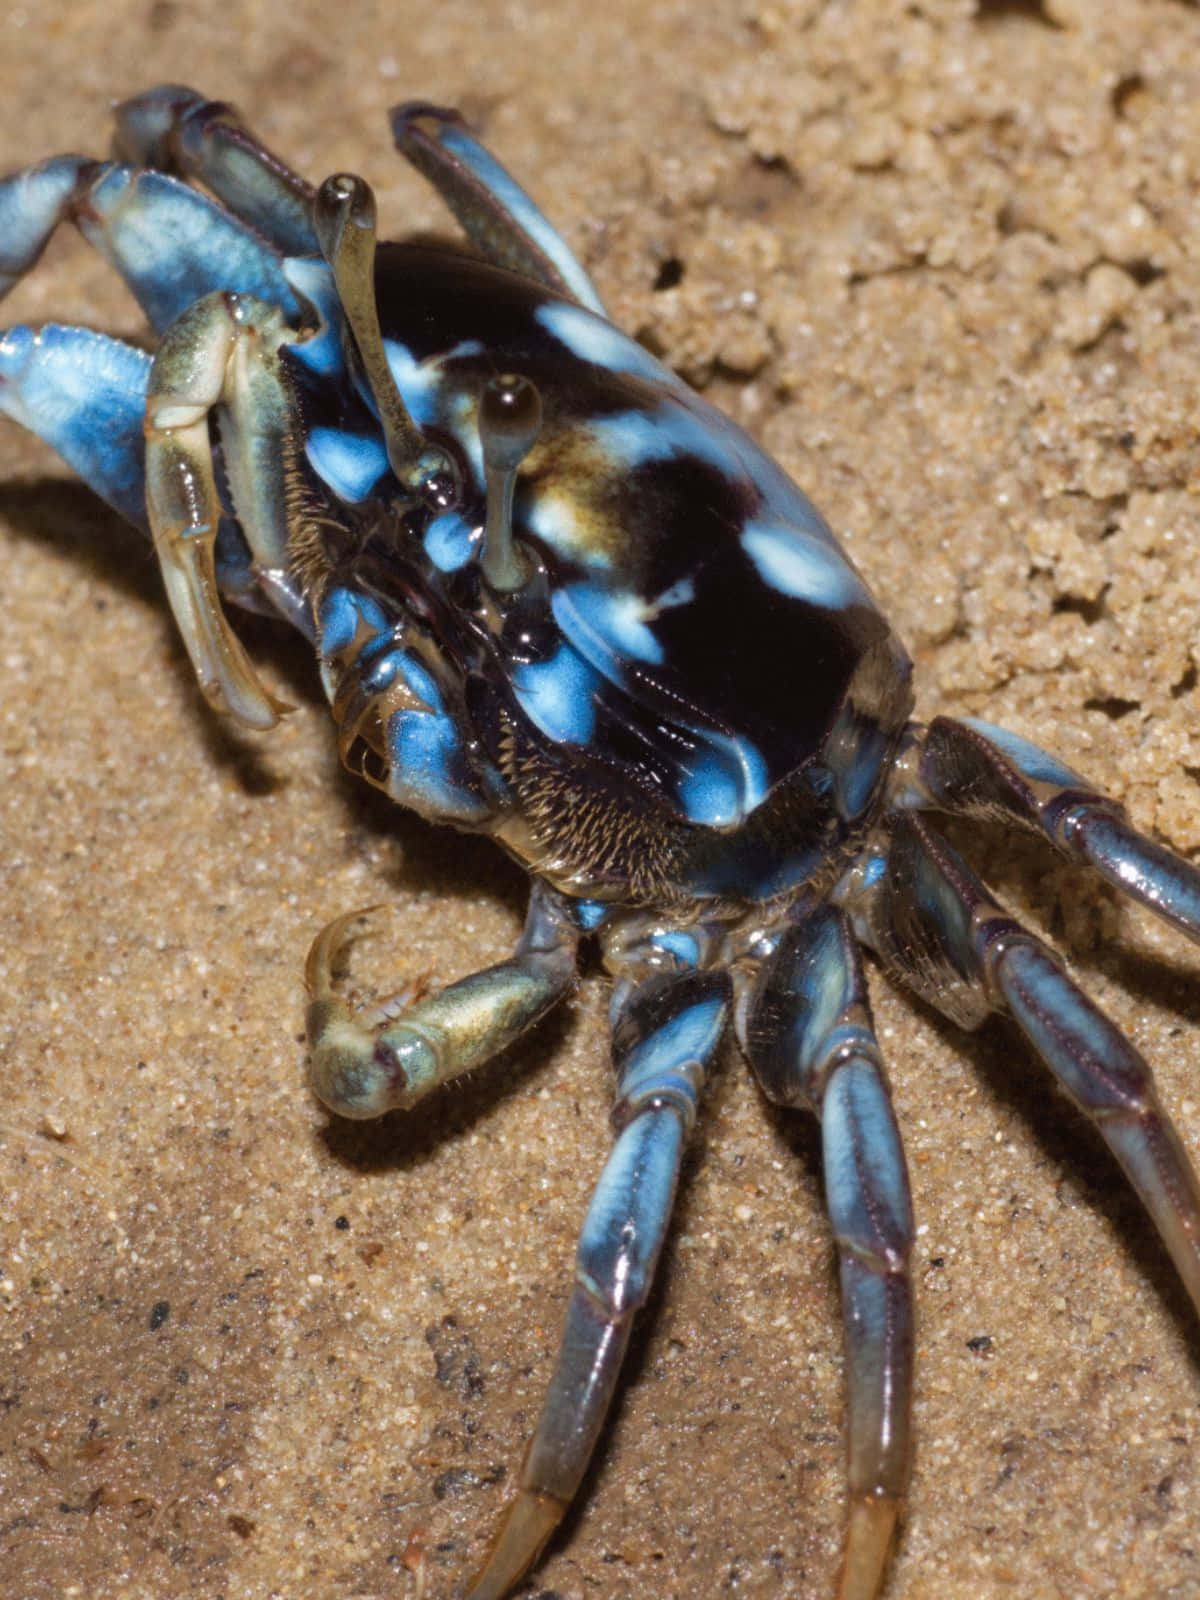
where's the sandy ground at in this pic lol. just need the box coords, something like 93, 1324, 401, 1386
4, 3, 1200, 1598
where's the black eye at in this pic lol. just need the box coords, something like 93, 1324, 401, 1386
417, 463, 461, 512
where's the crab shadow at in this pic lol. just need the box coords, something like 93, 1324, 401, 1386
0, 477, 326, 794
2, 472, 557, 1162
1, 478, 159, 600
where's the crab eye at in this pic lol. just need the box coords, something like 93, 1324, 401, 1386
416, 463, 462, 513
479, 372, 541, 591
314, 170, 457, 505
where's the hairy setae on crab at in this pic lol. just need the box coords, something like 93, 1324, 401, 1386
5, 87, 1200, 1599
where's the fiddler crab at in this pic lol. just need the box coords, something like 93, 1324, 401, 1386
4, 86, 1200, 1600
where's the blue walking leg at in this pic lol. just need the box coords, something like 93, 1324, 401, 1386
0, 324, 150, 530
0, 122, 312, 611
741, 905, 913, 1600
0, 154, 300, 333
464, 966, 731, 1600
391, 104, 607, 316
843, 812, 1200, 1319
911, 715, 1200, 946
0, 315, 305, 618
112, 85, 319, 259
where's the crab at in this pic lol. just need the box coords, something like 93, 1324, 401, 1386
3, 86, 1200, 1600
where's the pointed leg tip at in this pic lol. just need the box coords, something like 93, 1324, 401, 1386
461, 1488, 565, 1600
838, 1493, 901, 1600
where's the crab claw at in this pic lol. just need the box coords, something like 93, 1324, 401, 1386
306, 884, 579, 1122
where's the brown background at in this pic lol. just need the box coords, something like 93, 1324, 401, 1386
4, 3, 1200, 1597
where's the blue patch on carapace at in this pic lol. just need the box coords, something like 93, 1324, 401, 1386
525, 484, 609, 569
676, 732, 768, 829
553, 581, 663, 672
535, 301, 675, 386
442, 337, 485, 364
511, 642, 599, 745
382, 338, 441, 427
588, 400, 766, 489
650, 576, 695, 611
741, 519, 867, 610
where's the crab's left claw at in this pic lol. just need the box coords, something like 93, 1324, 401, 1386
306, 882, 579, 1120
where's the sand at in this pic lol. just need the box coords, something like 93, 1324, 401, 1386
4, 4, 1200, 1596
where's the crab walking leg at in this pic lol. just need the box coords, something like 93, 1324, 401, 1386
306, 880, 579, 1120
0, 155, 300, 333
741, 907, 913, 1600
909, 716, 1200, 946
0, 324, 152, 529
143, 291, 298, 729
112, 85, 319, 259
390, 103, 607, 317
846, 813, 1200, 1318
465, 968, 731, 1600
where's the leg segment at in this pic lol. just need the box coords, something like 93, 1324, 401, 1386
842, 812, 1200, 1318
113, 85, 319, 259
910, 715, 1200, 946
741, 906, 913, 1600
0, 156, 299, 333
464, 966, 731, 1600
143, 291, 299, 728
306, 879, 579, 1120
0, 324, 151, 529
390, 104, 607, 316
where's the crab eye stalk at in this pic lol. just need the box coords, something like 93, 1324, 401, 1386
313, 171, 455, 501
479, 372, 541, 592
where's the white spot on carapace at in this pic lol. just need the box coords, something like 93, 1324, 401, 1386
536, 302, 673, 385
741, 520, 868, 610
